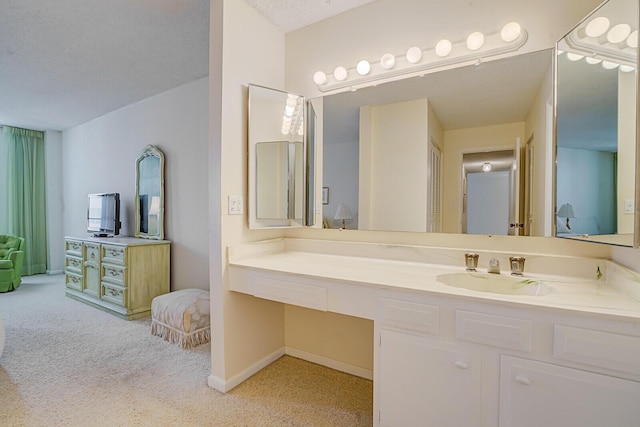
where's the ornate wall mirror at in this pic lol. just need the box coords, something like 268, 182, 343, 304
135, 145, 165, 240
248, 84, 310, 228
314, 49, 554, 235
555, 0, 638, 247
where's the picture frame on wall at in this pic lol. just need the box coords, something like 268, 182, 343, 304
322, 187, 329, 205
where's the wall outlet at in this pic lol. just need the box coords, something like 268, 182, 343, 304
624, 199, 634, 215
228, 195, 243, 215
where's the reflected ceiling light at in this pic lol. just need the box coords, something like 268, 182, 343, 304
585, 16, 610, 38
628, 30, 638, 48
466, 32, 485, 50
435, 39, 453, 57
620, 65, 635, 72
607, 23, 631, 44
380, 53, 395, 69
333, 66, 348, 81
566, 52, 584, 61
585, 57, 602, 64
356, 60, 371, 76
406, 46, 422, 64
313, 71, 327, 85
501, 22, 521, 42
482, 162, 492, 172
602, 60, 619, 69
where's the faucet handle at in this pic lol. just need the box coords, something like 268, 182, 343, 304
465, 253, 479, 271
509, 256, 526, 276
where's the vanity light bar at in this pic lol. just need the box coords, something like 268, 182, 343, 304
313, 22, 528, 92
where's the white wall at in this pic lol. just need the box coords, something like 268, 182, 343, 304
618, 69, 636, 234
62, 77, 210, 291
45, 130, 64, 274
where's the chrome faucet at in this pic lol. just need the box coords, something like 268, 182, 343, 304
509, 256, 526, 276
465, 253, 479, 271
488, 258, 500, 274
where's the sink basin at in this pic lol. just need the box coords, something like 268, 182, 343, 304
436, 272, 556, 296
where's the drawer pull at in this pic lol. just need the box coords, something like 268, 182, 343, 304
515, 375, 531, 386
454, 360, 469, 370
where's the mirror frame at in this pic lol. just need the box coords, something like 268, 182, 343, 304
135, 144, 165, 240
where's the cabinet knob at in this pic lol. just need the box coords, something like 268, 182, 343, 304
515, 375, 531, 385
454, 360, 469, 370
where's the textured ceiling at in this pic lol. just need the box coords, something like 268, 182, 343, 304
0, 0, 372, 131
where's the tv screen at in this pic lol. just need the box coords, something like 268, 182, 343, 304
87, 193, 121, 237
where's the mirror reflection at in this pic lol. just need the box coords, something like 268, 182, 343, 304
135, 144, 165, 240
555, 0, 637, 247
317, 49, 554, 235
248, 84, 306, 228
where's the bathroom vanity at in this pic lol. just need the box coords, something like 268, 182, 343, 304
228, 238, 640, 427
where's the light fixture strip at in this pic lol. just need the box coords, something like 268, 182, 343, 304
565, 31, 637, 67
315, 28, 528, 93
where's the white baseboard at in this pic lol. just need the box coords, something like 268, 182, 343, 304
285, 346, 373, 380
46, 270, 64, 275
207, 347, 285, 393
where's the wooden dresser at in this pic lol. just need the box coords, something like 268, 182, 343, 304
64, 236, 170, 320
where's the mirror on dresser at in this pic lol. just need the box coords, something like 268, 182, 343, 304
314, 49, 554, 236
555, 0, 638, 247
135, 144, 165, 240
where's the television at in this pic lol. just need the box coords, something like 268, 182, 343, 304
87, 193, 121, 237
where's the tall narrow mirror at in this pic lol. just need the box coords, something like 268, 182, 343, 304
555, 0, 638, 246
135, 145, 165, 240
248, 84, 306, 228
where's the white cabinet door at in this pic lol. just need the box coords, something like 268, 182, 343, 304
500, 356, 640, 427
378, 329, 481, 426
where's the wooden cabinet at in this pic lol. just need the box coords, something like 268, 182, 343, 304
64, 237, 170, 320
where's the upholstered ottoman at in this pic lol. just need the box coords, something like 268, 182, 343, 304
151, 289, 210, 349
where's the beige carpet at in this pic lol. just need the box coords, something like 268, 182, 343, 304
0, 274, 372, 426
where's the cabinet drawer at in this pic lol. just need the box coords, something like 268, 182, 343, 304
102, 264, 127, 286
84, 243, 101, 264
102, 282, 127, 306
554, 325, 640, 376
65, 239, 83, 256
65, 272, 83, 291
65, 255, 83, 274
456, 310, 532, 352
249, 274, 327, 311
379, 298, 439, 335
102, 244, 126, 265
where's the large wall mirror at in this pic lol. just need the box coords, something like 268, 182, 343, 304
135, 144, 165, 240
248, 84, 309, 228
315, 49, 554, 236
555, 0, 638, 247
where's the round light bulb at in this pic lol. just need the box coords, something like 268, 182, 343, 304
500, 22, 521, 42
466, 32, 485, 51
566, 52, 584, 61
435, 39, 452, 57
585, 57, 602, 65
406, 46, 422, 64
607, 23, 631, 44
627, 30, 638, 48
585, 16, 610, 38
333, 66, 348, 81
380, 53, 395, 69
482, 162, 492, 172
313, 71, 327, 85
602, 61, 619, 70
620, 65, 635, 72
356, 60, 371, 76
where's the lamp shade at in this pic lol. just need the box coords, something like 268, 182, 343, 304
557, 203, 575, 219
334, 203, 352, 220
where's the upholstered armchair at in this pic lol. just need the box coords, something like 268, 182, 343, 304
0, 235, 26, 292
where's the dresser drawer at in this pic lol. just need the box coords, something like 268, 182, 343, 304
65, 255, 83, 274
554, 325, 640, 376
102, 244, 126, 265
84, 243, 101, 264
379, 298, 439, 335
65, 239, 83, 256
65, 272, 83, 291
102, 264, 127, 286
102, 282, 127, 306
456, 310, 532, 352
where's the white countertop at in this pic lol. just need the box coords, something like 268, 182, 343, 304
229, 240, 640, 321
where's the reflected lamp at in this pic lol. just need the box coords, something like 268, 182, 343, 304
557, 203, 576, 230
334, 203, 353, 229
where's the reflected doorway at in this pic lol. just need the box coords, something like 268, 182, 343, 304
462, 149, 520, 235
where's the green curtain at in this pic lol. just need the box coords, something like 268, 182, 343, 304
0, 126, 47, 275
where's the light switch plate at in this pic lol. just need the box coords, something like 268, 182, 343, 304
624, 199, 634, 215
228, 195, 243, 215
